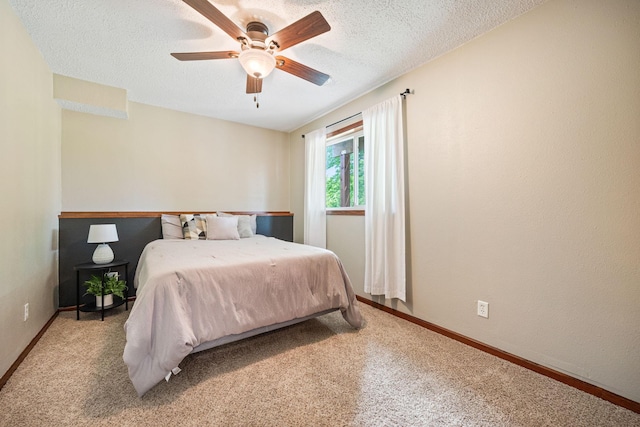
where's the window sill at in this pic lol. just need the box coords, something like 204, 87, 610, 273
326, 209, 364, 216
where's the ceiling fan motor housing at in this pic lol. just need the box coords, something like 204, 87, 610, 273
245, 21, 269, 47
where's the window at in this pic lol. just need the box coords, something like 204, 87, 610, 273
325, 131, 365, 208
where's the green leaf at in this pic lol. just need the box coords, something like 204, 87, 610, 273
84, 273, 127, 299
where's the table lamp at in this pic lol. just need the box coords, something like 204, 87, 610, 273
87, 224, 119, 264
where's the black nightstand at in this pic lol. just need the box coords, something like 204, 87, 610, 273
74, 260, 129, 321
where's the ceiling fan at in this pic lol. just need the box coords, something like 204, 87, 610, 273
171, 0, 331, 100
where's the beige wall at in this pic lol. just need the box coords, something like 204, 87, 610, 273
62, 102, 290, 211
0, 0, 61, 377
290, 0, 640, 402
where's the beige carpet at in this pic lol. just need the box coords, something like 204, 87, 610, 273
1, 304, 638, 427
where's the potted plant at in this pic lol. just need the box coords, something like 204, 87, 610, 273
84, 273, 127, 308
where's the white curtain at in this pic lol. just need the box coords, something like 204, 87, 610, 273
304, 128, 327, 248
363, 95, 406, 301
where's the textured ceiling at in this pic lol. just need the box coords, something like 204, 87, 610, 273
8, 0, 545, 132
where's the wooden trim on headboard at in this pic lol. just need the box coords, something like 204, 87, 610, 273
59, 211, 293, 219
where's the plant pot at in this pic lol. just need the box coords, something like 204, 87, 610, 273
95, 294, 113, 308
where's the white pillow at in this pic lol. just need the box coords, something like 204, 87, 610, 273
205, 215, 240, 240
217, 212, 257, 237
236, 216, 254, 238
249, 214, 257, 235
161, 214, 184, 239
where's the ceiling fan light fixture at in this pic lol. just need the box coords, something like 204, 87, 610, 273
238, 49, 276, 79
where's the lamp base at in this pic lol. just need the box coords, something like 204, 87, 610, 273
92, 243, 114, 264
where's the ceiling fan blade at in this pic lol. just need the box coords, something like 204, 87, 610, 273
267, 11, 330, 52
171, 51, 238, 61
246, 75, 263, 94
183, 0, 247, 41
275, 56, 330, 86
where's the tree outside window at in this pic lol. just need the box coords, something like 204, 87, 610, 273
326, 133, 365, 208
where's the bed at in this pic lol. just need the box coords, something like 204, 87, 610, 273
123, 235, 363, 396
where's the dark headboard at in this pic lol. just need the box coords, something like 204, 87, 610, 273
58, 212, 293, 308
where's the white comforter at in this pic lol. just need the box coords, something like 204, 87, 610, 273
123, 236, 363, 396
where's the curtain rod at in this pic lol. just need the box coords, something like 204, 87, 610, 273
400, 88, 414, 99
302, 89, 413, 138
326, 112, 361, 129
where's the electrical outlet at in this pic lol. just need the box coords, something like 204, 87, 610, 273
24, 303, 29, 321
477, 300, 489, 318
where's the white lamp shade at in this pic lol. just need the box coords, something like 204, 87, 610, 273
238, 49, 276, 79
88, 224, 119, 243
